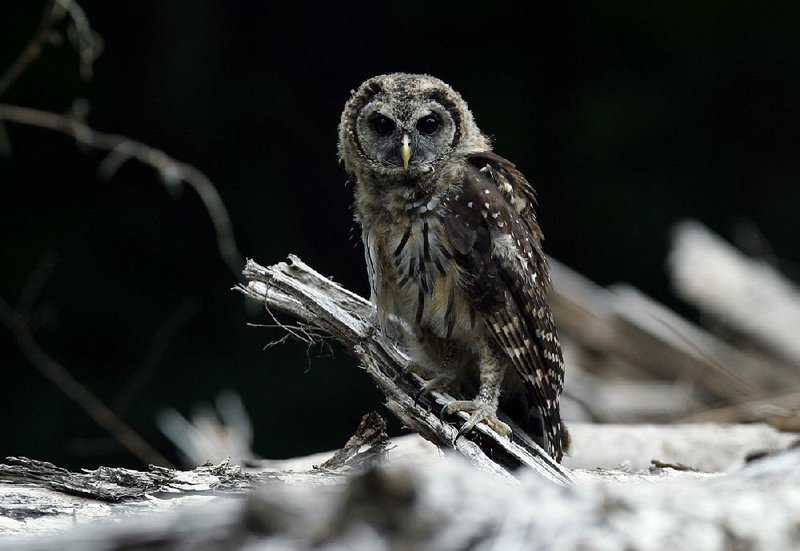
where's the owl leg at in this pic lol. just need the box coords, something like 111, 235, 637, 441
443, 348, 511, 438
411, 341, 458, 406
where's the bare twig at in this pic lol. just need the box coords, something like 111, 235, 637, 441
0, 296, 174, 468
4, 252, 171, 466
0, 0, 100, 99
249, 320, 336, 373
16, 249, 60, 317
0, 1, 241, 468
59, 0, 101, 81
0, 104, 245, 279
114, 297, 202, 414
260, 303, 315, 346
0, 0, 58, 98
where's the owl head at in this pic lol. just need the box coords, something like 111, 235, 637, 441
338, 73, 490, 181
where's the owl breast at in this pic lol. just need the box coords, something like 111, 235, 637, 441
363, 204, 478, 348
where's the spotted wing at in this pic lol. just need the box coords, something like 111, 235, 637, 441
440, 153, 567, 459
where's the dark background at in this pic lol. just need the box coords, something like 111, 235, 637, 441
2, 1, 798, 469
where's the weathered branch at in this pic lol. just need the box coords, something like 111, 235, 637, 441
0, 104, 244, 280
549, 257, 800, 406
0, 0, 100, 99
0, 295, 173, 468
236, 256, 576, 484
669, 220, 800, 366
0, 456, 249, 502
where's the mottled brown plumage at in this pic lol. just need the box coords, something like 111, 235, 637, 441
338, 73, 569, 460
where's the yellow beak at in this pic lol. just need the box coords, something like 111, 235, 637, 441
400, 134, 411, 170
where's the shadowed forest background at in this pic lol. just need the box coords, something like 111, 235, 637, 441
2, 1, 799, 469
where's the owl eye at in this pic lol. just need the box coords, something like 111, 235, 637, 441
417, 114, 441, 135
369, 114, 395, 136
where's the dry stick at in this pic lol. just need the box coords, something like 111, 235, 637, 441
0, 0, 59, 98
0, 0, 218, 470
0, 104, 245, 280
237, 256, 576, 485
114, 297, 202, 415
16, 250, 60, 316
57, 0, 101, 81
0, 297, 174, 468
0, 0, 98, 99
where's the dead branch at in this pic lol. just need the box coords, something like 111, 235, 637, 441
669, 220, 800, 366
0, 0, 247, 470
0, 0, 100, 98
236, 256, 575, 485
0, 251, 171, 467
0, 295, 173, 468
1, 1, 243, 279
0, 457, 248, 502
114, 297, 202, 415
0, 103, 244, 279
548, 257, 800, 407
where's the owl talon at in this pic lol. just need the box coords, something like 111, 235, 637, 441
444, 399, 511, 440
439, 403, 450, 423
413, 387, 426, 408
413, 373, 458, 408
403, 360, 432, 378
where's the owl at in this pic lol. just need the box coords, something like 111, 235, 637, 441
338, 73, 569, 461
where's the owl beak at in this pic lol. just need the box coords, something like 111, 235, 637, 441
400, 133, 412, 170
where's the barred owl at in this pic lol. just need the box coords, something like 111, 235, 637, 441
338, 73, 569, 461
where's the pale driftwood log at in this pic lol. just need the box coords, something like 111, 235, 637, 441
290, 421, 795, 473
564, 421, 797, 472
548, 257, 800, 407
236, 256, 574, 485
1, 422, 796, 543
3, 442, 800, 550
0, 411, 391, 536
669, 220, 800, 367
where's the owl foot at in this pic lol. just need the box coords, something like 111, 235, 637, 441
403, 360, 436, 378
413, 373, 458, 407
400, 360, 426, 384
440, 400, 511, 440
